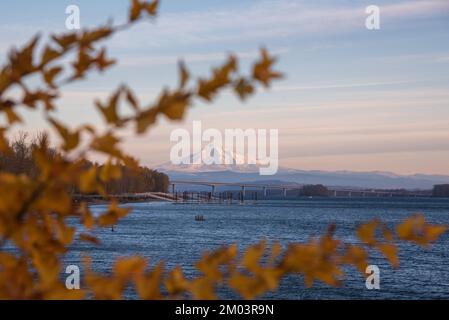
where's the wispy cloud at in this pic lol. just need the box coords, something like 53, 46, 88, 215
435, 55, 449, 63
281, 131, 449, 158
271, 80, 415, 92
120, 47, 289, 67
367, 53, 449, 64
109, 0, 449, 49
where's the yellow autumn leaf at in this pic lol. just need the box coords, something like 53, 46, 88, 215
178, 60, 189, 88
377, 243, 399, 268
136, 108, 158, 134
228, 271, 261, 299
234, 77, 254, 100
114, 256, 147, 279
95, 89, 122, 125
157, 90, 191, 120
48, 117, 80, 151
0, 127, 11, 153
79, 166, 99, 193
43, 66, 62, 88
100, 160, 122, 182
165, 266, 189, 296
51, 32, 78, 49
130, 0, 159, 21
424, 225, 448, 244
78, 202, 95, 230
396, 214, 448, 247
97, 200, 130, 227
55, 218, 75, 245
252, 48, 283, 87
90, 132, 123, 158
4, 107, 22, 124
242, 241, 265, 272
40, 45, 61, 65
270, 241, 282, 263
341, 244, 368, 273
356, 219, 379, 246
135, 262, 165, 300
188, 278, 216, 300
79, 233, 100, 245
125, 87, 140, 111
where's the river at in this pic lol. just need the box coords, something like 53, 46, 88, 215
65, 198, 449, 299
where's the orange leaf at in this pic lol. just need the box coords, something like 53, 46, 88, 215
242, 241, 265, 272
341, 244, 368, 273
356, 219, 379, 246
95, 89, 122, 125
41, 46, 61, 65
48, 117, 80, 151
0, 127, 10, 153
178, 60, 189, 88
234, 78, 254, 100
79, 203, 95, 229
79, 233, 100, 245
135, 262, 165, 300
377, 243, 399, 268
52, 32, 78, 49
114, 256, 146, 279
396, 214, 447, 246
165, 266, 189, 295
4, 107, 22, 124
125, 87, 140, 111
252, 48, 282, 87
130, 0, 159, 21
79, 166, 99, 194
43, 66, 63, 88
100, 161, 122, 182
97, 200, 130, 227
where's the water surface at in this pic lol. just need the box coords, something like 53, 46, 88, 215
66, 198, 449, 299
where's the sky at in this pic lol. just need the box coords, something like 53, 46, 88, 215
1, 0, 449, 175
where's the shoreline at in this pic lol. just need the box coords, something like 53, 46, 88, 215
74, 196, 444, 208
74, 198, 166, 206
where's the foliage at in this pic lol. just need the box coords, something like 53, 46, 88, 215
0, 0, 447, 299
0, 133, 168, 194
300, 184, 330, 197
432, 184, 449, 197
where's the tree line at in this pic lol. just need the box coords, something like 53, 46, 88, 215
0, 132, 168, 194
432, 184, 449, 197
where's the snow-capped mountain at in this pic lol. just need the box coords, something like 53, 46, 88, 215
156, 148, 449, 190
157, 144, 265, 173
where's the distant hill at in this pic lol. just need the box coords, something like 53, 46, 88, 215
157, 165, 449, 191
156, 147, 449, 190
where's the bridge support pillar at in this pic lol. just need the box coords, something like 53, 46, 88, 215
241, 186, 246, 198
211, 185, 215, 195
263, 187, 267, 197
171, 183, 176, 194
283, 188, 287, 197
333, 190, 337, 197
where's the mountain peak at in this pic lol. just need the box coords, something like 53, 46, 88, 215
157, 144, 264, 173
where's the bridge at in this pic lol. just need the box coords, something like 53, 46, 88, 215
72, 192, 178, 202
169, 180, 431, 198
170, 180, 299, 197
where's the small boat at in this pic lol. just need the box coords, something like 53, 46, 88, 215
195, 215, 205, 221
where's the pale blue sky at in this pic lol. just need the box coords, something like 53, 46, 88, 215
1, 0, 449, 174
